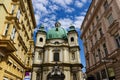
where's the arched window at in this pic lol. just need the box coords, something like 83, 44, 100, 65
71, 37, 74, 42
54, 53, 59, 61
39, 37, 43, 42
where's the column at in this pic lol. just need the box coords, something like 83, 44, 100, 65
64, 48, 69, 63
49, 49, 53, 62
0, 68, 4, 80
64, 67, 70, 80
44, 49, 48, 63
76, 49, 81, 63
34, 51, 38, 64
31, 71, 37, 80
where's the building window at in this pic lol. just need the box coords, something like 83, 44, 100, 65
7, 60, 12, 66
73, 73, 77, 80
92, 23, 95, 29
103, 43, 108, 56
72, 53, 75, 60
99, 28, 103, 37
91, 39, 93, 47
103, 0, 109, 10
96, 72, 101, 80
101, 69, 107, 79
89, 28, 91, 34
93, 53, 96, 63
3, 24, 10, 36
13, 64, 17, 69
3, 77, 8, 80
17, 9, 21, 20
11, 27, 16, 40
54, 53, 59, 61
86, 59, 90, 68
85, 45, 88, 53
71, 37, 74, 42
54, 41, 59, 44
11, 5, 16, 14
115, 34, 120, 48
96, 15, 99, 21
95, 34, 97, 42
107, 13, 114, 25
39, 37, 43, 42
27, 57, 30, 65
97, 49, 101, 61
38, 52, 42, 60
36, 72, 40, 80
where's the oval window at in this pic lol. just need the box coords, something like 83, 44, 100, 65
39, 37, 43, 42
71, 37, 74, 42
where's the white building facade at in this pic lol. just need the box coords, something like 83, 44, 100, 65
32, 22, 83, 80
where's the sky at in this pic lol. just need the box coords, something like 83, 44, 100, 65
32, 0, 92, 72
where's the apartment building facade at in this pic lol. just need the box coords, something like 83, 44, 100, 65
0, 0, 36, 80
81, 0, 120, 80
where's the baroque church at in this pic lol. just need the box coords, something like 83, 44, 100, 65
32, 22, 83, 80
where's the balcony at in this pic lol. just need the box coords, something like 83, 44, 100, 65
0, 35, 16, 53
107, 20, 119, 36
6, 14, 17, 21
12, 0, 18, 2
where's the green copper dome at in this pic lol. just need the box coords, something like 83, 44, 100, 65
47, 22, 67, 40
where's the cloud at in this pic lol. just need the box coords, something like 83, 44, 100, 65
65, 7, 75, 13
58, 15, 85, 29
49, 4, 59, 12
59, 18, 73, 29
81, 0, 87, 3
32, 0, 48, 6
64, 0, 73, 5
34, 3, 48, 13
75, 0, 84, 8
74, 15, 85, 28
51, 0, 73, 8
35, 14, 40, 25
32, 0, 90, 29
80, 11, 86, 15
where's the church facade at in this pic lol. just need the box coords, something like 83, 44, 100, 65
32, 22, 83, 80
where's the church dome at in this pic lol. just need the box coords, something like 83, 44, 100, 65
46, 22, 67, 40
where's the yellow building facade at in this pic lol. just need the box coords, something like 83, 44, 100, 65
0, 0, 36, 80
